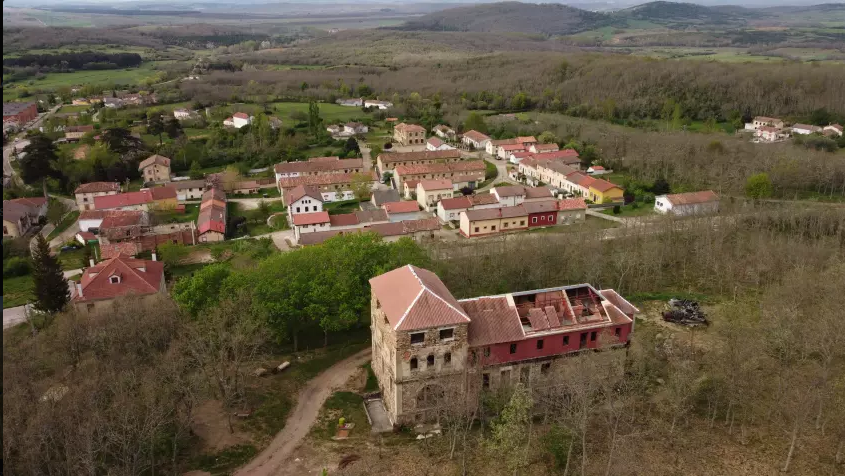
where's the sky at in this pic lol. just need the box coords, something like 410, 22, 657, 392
2, 0, 835, 7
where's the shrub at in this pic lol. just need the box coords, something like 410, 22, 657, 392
4, 256, 31, 278
612, 205, 621, 215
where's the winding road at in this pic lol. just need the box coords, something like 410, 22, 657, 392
234, 348, 372, 476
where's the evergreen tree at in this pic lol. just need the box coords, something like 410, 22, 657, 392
31, 234, 69, 314
189, 160, 203, 180
101, 127, 143, 156
19, 134, 60, 186
488, 384, 533, 476
164, 116, 183, 139
147, 113, 164, 146
307, 100, 322, 138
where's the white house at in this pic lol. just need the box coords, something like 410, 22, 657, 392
292, 211, 331, 242
745, 116, 785, 131
173, 109, 192, 120
655, 191, 719, 217
170, 180, 207, 201
587, 165, 611, 175
509, 151, 533, 164
336, 98, 363, 107
426, 137, 455, 151
462, 130, 490, 150
224, 112, 253, 129
78, 210, 108, 232
344, 122, 368, 135
756, 126, 789, 142
285, 185, 325, 224
381, 201, 423, 223
364, 99, 393, 110
792, 124, 822, 135
436, 194, 501, 223
529, 143, 560, 153
823, 124, 843, 136
433, 125, 456, 140
327, 125, 341, 135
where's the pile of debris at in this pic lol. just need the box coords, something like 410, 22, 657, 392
662, 298, 708, 326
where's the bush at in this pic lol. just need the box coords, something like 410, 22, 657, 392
612, 205, 621, 215
4, 257, 31, 278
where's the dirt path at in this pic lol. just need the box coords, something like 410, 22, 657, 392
234, 348, 372, 476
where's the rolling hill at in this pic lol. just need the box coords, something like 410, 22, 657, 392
395, 1, 612, 36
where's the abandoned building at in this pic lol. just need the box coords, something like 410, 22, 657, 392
369, 265, 639, 425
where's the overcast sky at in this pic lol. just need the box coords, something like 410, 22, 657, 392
3, 0, 836, 7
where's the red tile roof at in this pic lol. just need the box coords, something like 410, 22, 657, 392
427, 137, 444, 148
100, 210, 145, 229
369, 265, 470, 331
525, 186, 554, 199
329, 213, 359, 227
470, 194, 499, 206
95, 191, 152, 210
464, 205, 525, 221
378, 149, 461, 165
278, 172, 374, 190
394, 161, 485, 176
557, 198, 588, 210
284, 185, 324, 205
663, 190, 719, 206
590, 179, 621, 193
535, 149, 580, 161
462, 130, 490, 142
274, 157, 361, 174
523, 200, 559, 214
148, 186, 177, 201
138, 154, 170, 170
439, 196, 472, 210
418, 179, 452, 191
74, 256, 163, 303
233, 112, 250, 119
394, 123, 426, 133
532, 143, 559, 151
293, 211, 330, 226
500, 144, 526, 152
401, 218, 440, 233
461, 296, 525, 346
100, 242, 141, 260
74, 182, 120, 194
382, 201, 420, 214
7, 196, 47, 209
77, 231, 96, 242
79, 210, 110, 220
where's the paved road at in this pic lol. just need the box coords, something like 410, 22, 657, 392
234, 348, 372, 476
3, 268, 82, 330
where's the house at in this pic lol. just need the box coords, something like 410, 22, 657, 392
382, 201, 422, 222
371, 189, 401, 208
393, 161, 486, 195
138, 154, 171, 183
490, 185, 554, 207
426, 137, 455, 151
286, 185, 325, 224
376, 150, 462, 177
198, 188, 227, 242
78, 210, 109, 232
230, 180, 261, 195
97, 210, 195, 255
462, 130, 491, 150
224, 112, 253, 129
344, 122, 368, 135
102, 97, 123, 109
298, 218, 439, 246
432, 125, 456, 140
509, 151, 534, 164
76, 231, 98, 245
460, 199, 586, 237
485, 136, 537, 156
745, 116, 784, 131
274, 156, 364, 182
369, 265, 636, 424
533, 150, 580, 167
537, 161, 580, 189
587, 179, 624, 204
3, 102, 38, 125
70, 255, 166, 315
364, 99, 393, 110
529, 143, 560, 153
792, 124, 823, 135
71, 98, 91, 106
336, 98, 364, 107
823, 124, 843, 137
393, 123, 426, 146
329, 209, 390, 231
497, 143, 527, 160
173, 109, 193, 120
436, 193, 500, 223
278, 172, 375, 204
74, 181, 120, 211
64, 125, 94, 141
326, 125, 341, 135
587, 166, 610, 175
416, 180, 454, 211
94, 186, 177, 211
2, 197, 47, 238
756, 126, 789, 142
168, 180, 207, 201
655, 191, 719, 217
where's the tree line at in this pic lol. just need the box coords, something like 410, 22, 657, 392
4, 51, 143, 70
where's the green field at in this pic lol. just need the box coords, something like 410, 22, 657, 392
270, 102, 369, 123
58, 104, 91, 113
4, 62, 166, 91
2, 275, 33, 309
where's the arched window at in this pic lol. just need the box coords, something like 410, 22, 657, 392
410, 358, 418, 370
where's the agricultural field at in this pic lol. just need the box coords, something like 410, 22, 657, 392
3, 62, 169, 91
270, 102, 369, 123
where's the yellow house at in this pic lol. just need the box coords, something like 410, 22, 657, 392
416, 179, 453, 211
148, 186, 178, 210
588, 180, 624, 203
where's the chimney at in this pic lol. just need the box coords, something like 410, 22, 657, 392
151, 252, 157, 262
76, 282, 83, 299
89, 259, 95, 267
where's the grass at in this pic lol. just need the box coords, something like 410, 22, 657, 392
2, 275, 34, 308
529, 215, 618, 234
601, 203, 655, 217
189, 444, 258, 476
228, 187, 280, 199
4, 62, 165, 90
58, 105, 90, 113
312, 391, 368, 440
323, 199, 361, 215
46, 210, 80, 241
56, 246, 88, 271
271, 102, 370, 123
154, 204, 199, 224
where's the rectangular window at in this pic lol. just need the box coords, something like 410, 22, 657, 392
563, 335, 569, 346
482, 373, 490, 389
540, 215, 545, 221
615, 327, 621, 337
532, 217, 538, 224
520, 220, 525, 226
439, 328, 454, 341
509, 343, 517, 354
580, 332, 588, 349
410, 357, 418, 370
426, 354, 434, 367
537, 339, 544, 350
541, 362, 551, 374
474, 227, 479, 233
484, 347, 491, 357
503, 222, 508, 228
410, 332, 425, 344
444, 352, 452, 365
491, 225, 496, 231
590, 331, 597, 342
